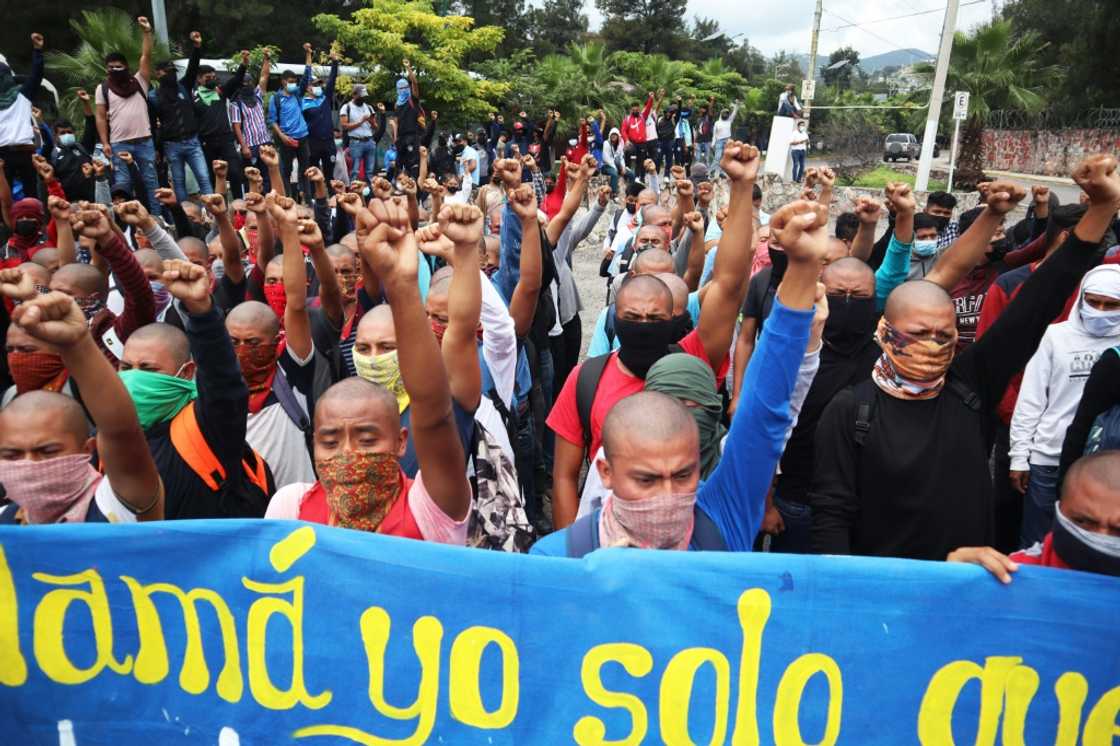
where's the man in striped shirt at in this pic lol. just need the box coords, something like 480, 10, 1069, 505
230, 49, 272, 193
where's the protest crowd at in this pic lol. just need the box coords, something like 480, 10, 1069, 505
3, 20, 1120, 588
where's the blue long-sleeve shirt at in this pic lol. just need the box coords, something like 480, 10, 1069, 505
267, 67, 310, 140
300, 61, 338, 143
493, 201, 522, 305
531, 297, 814, 555
874, 233, 914, 311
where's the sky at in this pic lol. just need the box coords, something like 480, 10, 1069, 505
575, 0, 997, 60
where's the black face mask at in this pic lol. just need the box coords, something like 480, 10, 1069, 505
13, 219, 38, 237
768, 245, 788, 282
353, 96, 365, 105
823, 296, 877, 356
108, 67, 130, 83
202, 78, 218, 90
1051, 513, 1120, 576
158, 72, 177, 89
669, 312, 693, 343
625, 202, 637, 215
614, 314, 678, 378
930, 214, 951, 232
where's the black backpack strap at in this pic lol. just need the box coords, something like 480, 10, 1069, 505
945, 374, 982, 412
852, 379, 878, 447
604, 305, 616, 349
271, 368, 311, 433
566, 510, 600, 557
691, 506, 727, 551
576, 354, 613, 453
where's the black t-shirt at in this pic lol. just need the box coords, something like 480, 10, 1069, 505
742, 267, 777, 337
395, 99, 424, 140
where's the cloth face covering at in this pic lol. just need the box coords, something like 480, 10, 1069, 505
1051, 502, 1120, 576
119, 369, 198, 430
824, 295, 877, 355
8, 351, 66, 394
871, 317, 955, 400
599, 491, 697, 550
644, 353, 725, 478
613, 314, 679, 378
318, 451, 401, 532
0, 454, 101, 524
353, 349, 411, 413
396, 79, 411, 107
262, 284, 287, 321
236, 343, 279, 392
1077, 268, 1120, 337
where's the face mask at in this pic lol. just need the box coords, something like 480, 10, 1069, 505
823, 296, 877, 355
613, 314, 679, 378
872, 317, 956, 399
0, 454, 102, 525
928, 215, 949, 232
625, 202, 637, 215
158, 72, 178, 89
430, 318, 447, 345
353, 349, 410, 413
108, 67, 130, 83
311, 86, 323, 97
285, 82, 298, 94
59, 133, 77, 147
318, 451, 401, 532
235, 341, 279, 391
14, 219, 38, 237
73, 294, 105, 321
913, 239, 938, 258
599, 492, 696, 550
150, 280, 171, 314
353, 96, 365, 105
1079, 303, 1120, 337
202, 79, 218, 90
1051, 503, 1120, 576
8, 350, 66, 394
334, 138, 343, 149
262, 283, 287, 322
118, 368, 198, 430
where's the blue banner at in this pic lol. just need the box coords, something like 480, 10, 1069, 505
1, 520, 1118, 745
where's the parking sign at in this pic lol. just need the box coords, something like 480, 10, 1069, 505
953, 91, 970, 120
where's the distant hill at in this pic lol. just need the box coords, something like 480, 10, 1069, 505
796, 48, 933, 77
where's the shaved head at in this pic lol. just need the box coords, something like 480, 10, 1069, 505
134, 249, 165, 278
0, 390, 90, 448
30, 247, 60, 271
17, 262, 50, 287
616, 273, 673, 317
51, 263, 109, 297
640, 204, 671, 226
822, 257, 875, 296
1065, 452, 1120, 502
227, 300, 280, 338
655, 272, 690, 316
124, 323, 191, 369
824, 237, 850, 265
178, 237, 208, 266
314, 376, 400, 431
325, 243, 352, 260
884, 280, 953, 322
631, 245, 673, 274
602, 391, 698, 461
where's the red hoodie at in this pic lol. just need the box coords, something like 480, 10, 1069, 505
620, 94, 654, 145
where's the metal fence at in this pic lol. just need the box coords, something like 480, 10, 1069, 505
982, 108, 1120, 130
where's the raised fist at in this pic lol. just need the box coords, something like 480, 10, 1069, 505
983, 181, 1027, 216
854, 196, 883, 225
884, 182, 916, 215
30, 33, 44, 49
1072, 154, 1120, 207
720, 141, 761, 183
257, 144, 279, 168
770, 200, 830, 265
12, 292, 89, 348
0, 268, 37, 302
212, 160, 228, 179
190, 31, 202, 47
508, 183, 538, 221
438, 203, 484, 247
161, 259, 212, 310
200, 193, 227, 216
137, 16, 152, 32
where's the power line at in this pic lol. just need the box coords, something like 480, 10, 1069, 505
822, 0, 984, 32
820, 7, 928, 58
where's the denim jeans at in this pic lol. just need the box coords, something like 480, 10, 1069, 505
164, 136, 213, 202
767, 496, 813, 554
349, 138, 376, 181
696, 141, 711, 168
1020, 463, 1059, 548
710, 139, 728, 177
246, 144, 272, 194
601, 164, 622, 194
791, 149, 807, 182
111, 137, 161, 210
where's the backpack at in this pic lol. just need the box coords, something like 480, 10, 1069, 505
169, 401, 275, 517
851, 375, 982, 448
1083, 350, 1120, 455
467, 420, 536, 552
575, 346, 682, 453
564, 506, 727, 557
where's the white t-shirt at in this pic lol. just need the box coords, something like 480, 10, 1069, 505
458, 145, 481, 185
341, 102, 374, 139
245, 347, 317, 489
790, 128, 809, 151
0, 95, 34, 148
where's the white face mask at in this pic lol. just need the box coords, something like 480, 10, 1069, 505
913, 239, 938, 257
311, 86, 323, 97
1079, 302, 1120, 337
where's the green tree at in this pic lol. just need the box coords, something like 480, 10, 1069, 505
912, 19, 1057, 187
456, 0, 528, 57
313, 0, 508, 121
47, 9, 172, 122
822, 46, 860, 91
596, 0, 689, 57
526, 0, 589, 57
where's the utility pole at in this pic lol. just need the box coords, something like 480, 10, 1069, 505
804, 0, 824, 124
915, 0, 960, 192
151, 0, 170, 47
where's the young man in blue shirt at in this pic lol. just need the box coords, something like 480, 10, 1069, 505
300, 46, 339, 184
532, 195, 830, 556
266, 43, 311, 200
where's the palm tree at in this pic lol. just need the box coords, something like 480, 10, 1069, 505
47, 8, 172, 123
913, 19, 1057, 188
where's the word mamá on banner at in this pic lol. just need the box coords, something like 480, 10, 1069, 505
1, 525, 1118, 745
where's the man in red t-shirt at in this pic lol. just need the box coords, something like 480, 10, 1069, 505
548, 141, 763, 529
947, 451, 1120, 581
264, 198, 472, 541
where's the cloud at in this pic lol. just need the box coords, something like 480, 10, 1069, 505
570, 0, 995, 59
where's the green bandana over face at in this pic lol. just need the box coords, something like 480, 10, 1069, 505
119, 369, 198, 430
644, 353, 726, 478
196, 86, 221, 106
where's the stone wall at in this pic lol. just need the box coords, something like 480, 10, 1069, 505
982, 129, 1120, 176
757, 173, 986, 221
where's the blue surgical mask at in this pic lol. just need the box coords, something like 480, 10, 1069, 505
59, 133, 77, 147
285, 82, 298, 94
913, 239, 938, 258
311, 86, 323, 97
1079, 303, 1120, 337
334, 138, 343, 149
